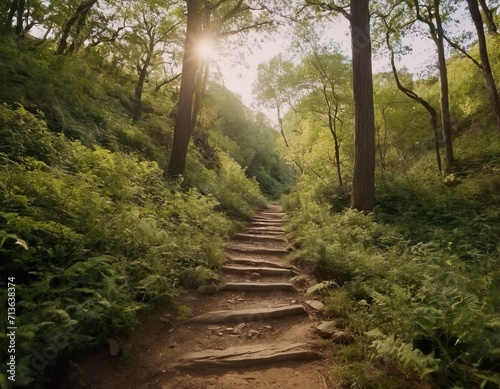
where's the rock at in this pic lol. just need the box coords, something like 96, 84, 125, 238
331, 330, 355, 345
107, 338, 122, 357
304, 300, 325, 311
305, 281, 337, 297
159, 314, 173, 323
334, 319, 347, 329
248, 330, 260, 338
263, 325, 273, 330
250, 272, 261, 281
197, 284, 218, 294
315, 321, 338, 339
290, 275, 310, 289
233, 323, 248, 334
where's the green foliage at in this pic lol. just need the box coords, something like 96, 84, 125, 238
0, 36, 279, 387
286, 161, 499, 387
205, 83, 295, 198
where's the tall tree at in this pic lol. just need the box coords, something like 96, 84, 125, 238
56, 0, 98, 55
411, 0, 454, 169
119, 1, 183, 123
350, 0, 376, 211
375, 5, 442, 173
167, 0, 200, 177
478, 0, 498, 34
293, 27, 352, 187
306, 0, 376, 210
253, 54, 300, 148
167, 0, 272, 177
467, 0, 500, 131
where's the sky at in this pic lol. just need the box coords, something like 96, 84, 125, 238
208, 7, 474, 125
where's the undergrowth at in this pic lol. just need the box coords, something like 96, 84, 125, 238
0, 35, 268, 387
283, 126, 500, 388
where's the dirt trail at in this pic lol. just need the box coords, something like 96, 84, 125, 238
71, 205, 335, 388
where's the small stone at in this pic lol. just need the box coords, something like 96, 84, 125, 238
304, 300, 325, 311
225, 327, 234, 332
159, 314, 173, 323
263, 325, 273, 330
250, 272, 261, 280
248, 330, 260, 337
233, 323, 248, 334
216, 332, 223, 336
331, 330, 355, 345
315, 321, 338, 339
305, 281, 338, 297
197, 284, 218, 294
107, 338, 121, 357
208, 325, 221, 330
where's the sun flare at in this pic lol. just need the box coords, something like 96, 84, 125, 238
197, 39, 217, 60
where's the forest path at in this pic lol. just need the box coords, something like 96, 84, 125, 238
72, 205, 336, 388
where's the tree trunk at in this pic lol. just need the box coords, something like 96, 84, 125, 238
433, 0, 454, 169
56, 0, 98, 55
3, 0, 18, 34
478, 0, 498, 35
15, 0, 24, 35
166, 0, 200, 177
350, 0, 376, 211
277, 104, 290, 147
323, 84, 343, 186
468, 0, 500, 131
133, 35, 155, 123
385, 29, 442, 174
133, 58, 150, 123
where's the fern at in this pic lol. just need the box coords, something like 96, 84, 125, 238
368, 331, 441, 378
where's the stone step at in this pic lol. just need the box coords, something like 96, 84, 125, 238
226, 244, 290, 256
221, 265, 297, 277
256, 212, 285, 218
233, 233, 287, 243
251, 221, 286, 227
184, 304, 306, 324
175, 342, 319, 370
221, 282, 296, 292
253, 214, 283, 221
245, 228, 285, 235
226, 256, 295, 269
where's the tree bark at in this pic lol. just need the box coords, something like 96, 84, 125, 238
3, 0, 18, 34
133, 32, 155, 123
56, 0, 98, 55
385, 29, 442, 174
133, 55, 151, 123
478, 0, 498, 35
350, 0, 376, 211
14, 0, 24, 35
166, 0, 200, 177
276, 104, 290, 147
467, 0, 500, 131
433, 0, 454, 168
414, 0, 454, 169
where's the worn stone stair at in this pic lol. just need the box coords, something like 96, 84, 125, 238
171, 204, 323, 382
185, 304, 307, 324
175, 342, 319, 370
221, 265, 297, 276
